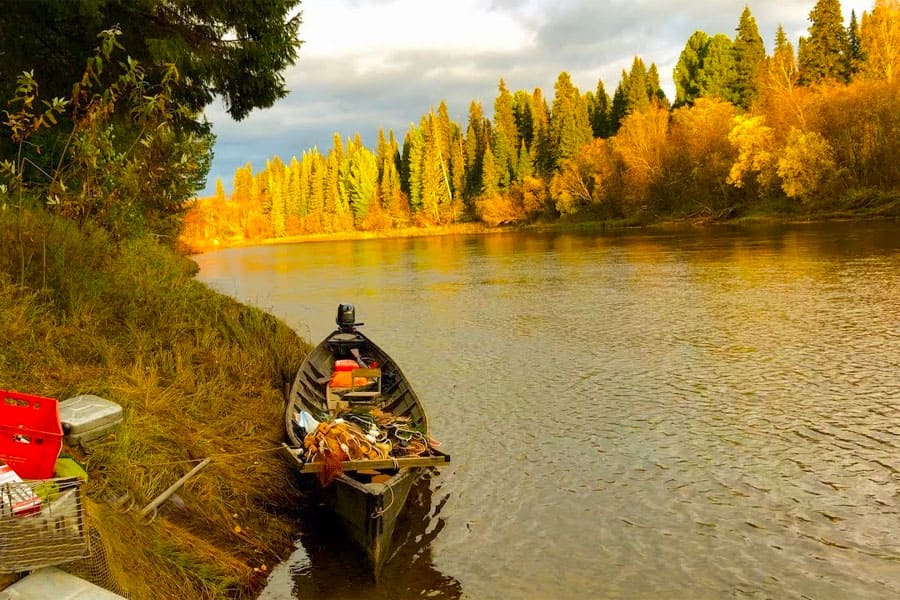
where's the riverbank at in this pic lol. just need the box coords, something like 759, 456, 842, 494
182, 192, 900, 254
1, 209, 309, 598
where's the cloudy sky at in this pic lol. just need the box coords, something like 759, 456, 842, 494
199, 0, 873, 196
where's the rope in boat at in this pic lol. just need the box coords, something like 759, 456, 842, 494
371, 483, 394, 519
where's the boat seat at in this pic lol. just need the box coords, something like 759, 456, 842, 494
326, 367, 381, 411
342, 368, 382, 405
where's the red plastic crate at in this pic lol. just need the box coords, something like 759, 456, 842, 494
0, 390, 63, 479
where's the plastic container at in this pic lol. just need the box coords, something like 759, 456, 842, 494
58, 394, 123, 446
0, 390, 63, 479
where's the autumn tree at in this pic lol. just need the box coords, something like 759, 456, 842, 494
860, 0, 900, 82
663, 98, 738, 213
776, 128, 837, 204
726, 114, 779, 196
550, 138, 614, 215
613, 106, 669, 206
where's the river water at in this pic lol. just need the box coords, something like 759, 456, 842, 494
192, 221, 900, 599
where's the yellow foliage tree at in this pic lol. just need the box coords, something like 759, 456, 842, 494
665, 97, 737, 212
861, 0, 900, 82
726, 114, 779, 195
550, 138, 612, 214
612, 106, 669, 205
776, 127, 837, 203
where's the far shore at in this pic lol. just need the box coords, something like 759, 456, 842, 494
185, 209, 899, 255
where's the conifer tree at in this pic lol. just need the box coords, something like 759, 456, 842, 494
286, 156, 301, 221
799, 0, 849, 83
405, 123, 424, 212
400, 133, 412, 198
215, 177, 226, 202
421, 113, 451, 222
376, 128, 389, 179
493, 79, 518, 185
610, 71, 629, 132
530, 88, 553, 175
345, 146, 378, 226
450, 135, 466, 203
324, 150, 341, 228
733, 6, 766, 108
846, 9, 863, 75
232, 164, 252, 208
699, 34, 739, 104
625, 58, 651, 114
549, 72, 592, 169
308, 151, 325, 224
674, 31, 710, 106
516, 141, 534, 180
646, 63, 668, 106
464, 101, 488, 198
513, 90, 535, 149
436, 100, 454, 169
268, 165, 285, 237
587, 79, 611, 137
299, 152, 311, 216
481, 140, 498, 197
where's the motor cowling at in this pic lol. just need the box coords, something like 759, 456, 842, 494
336, 303, 356, 331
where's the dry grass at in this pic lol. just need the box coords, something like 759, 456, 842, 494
0, 208, 310, 598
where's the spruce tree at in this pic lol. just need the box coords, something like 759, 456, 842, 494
610, 71, 629, 132
549, 71, 592, 169
847, 10, 863, 75
587, 78, 611, 137
530, 88, 553, 175
513, 90, 535, 149
647, 63, 668, 106
286, 157, 301, 220
733, 6, 766, 108
799, 0, 849, 83
464, 101, 487, 199
493, 79, 518, 187
481, 140, 498, 197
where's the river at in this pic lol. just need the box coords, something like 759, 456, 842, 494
192, 221, 900, 599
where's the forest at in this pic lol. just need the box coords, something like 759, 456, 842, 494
182, 0, 900, 249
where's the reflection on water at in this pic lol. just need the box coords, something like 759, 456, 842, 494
259, 474, 460, 600
195, 221, 900, 599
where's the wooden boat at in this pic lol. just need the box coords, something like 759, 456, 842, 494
282, 304, 450, 576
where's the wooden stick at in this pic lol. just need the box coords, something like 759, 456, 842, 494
140, 458, 211, 518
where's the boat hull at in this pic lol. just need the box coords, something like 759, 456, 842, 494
327, 468, 421, 574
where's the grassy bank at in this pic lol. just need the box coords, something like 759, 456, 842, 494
0, 208, 309, 598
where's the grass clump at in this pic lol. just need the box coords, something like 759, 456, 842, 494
0, 207, 310, 598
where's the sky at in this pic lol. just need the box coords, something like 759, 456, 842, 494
199, 0, 873, 196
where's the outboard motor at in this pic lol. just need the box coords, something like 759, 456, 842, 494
331, 304, 365, 356
336, 303, 362, 333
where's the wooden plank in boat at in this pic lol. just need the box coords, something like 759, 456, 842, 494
281, 444, 450, 473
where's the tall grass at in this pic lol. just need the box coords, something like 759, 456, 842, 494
0, 206, 310, 598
